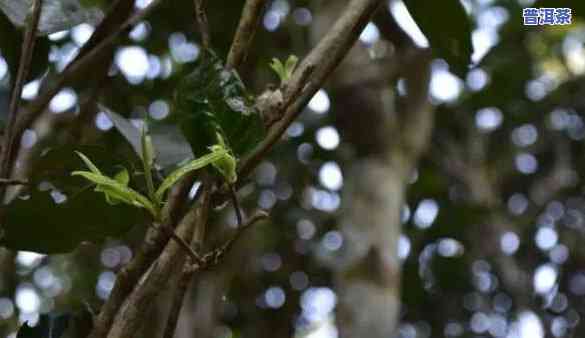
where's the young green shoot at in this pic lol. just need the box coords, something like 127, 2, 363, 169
270, 55, 298, 84
72, 132, 237, 222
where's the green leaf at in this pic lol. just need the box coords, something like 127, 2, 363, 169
1, 144, 148, 253
98, 185, 123, 205
173, 51, 265, 158
75, 151, 102, 175
404, 0, 473, 77
140, 125, 157, 202
99, 168, 129, 205
284, 55, 299, 75
100, 106, 143, 159
149, 123, 195, 171
114, 168, 129, 185
155, 145, 232, 201
101, 106, 193, 170
270, 58, 287, 82
209, 144, 237, 184
27, 145, 138, 196
17, 313, 70, 338
2, 189, 146, 254
0, 0, 104, 35
141, 127, 155, 169
270, 55, 298, 83
73, 150, 146, 207
72, 170, 156, 216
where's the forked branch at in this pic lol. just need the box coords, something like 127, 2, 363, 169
238, 0, 384, 178
162, 210, 268, 338
0, 0, 43, 209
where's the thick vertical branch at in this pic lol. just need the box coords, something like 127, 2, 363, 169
193, 0, 211, 49
162, 264, 196, 338
162, 210, 208, 338
88, 175, 196, 338
162, 210, 267, 338
106, 185, 211, 338
0, 0, 42, 205
227, 0, 266, 70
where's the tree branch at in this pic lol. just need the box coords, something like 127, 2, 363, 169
162, 192, 211, 338
106, 184, 212, 338
202, 211, 268, 267
0, 0, 43, 206
226, 0, 266, 70
152, 222, 203, 265
238, 0, 383, 178
88, 175, 197, 338
162, 210, 267, 338
194, 0, 211, 49
5, 0, 165, 191
162, 262, 195, 338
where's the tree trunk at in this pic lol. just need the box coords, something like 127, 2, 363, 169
311, 2, 434, 336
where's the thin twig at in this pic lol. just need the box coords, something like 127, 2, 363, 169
226, 0, 266, 70
162, 210, 267, 338
152, 222, 203, 265
194, 0, 211, 49
6, 0, 166, 185
0, 0, 43, 205
200, 211, 268, 268
229, 185, 243, 228
238, 0, 384, 178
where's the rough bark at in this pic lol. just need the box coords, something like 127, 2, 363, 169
106, 186, 211, 338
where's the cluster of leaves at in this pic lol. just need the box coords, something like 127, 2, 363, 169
1, 52, 263, 254
73, 131, 236, 221
174, 51, 265, 158
403, 0, 473, 76
2, 146, 147, 253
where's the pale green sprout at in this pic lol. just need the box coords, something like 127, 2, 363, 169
72, 152, 158, 218
155, 146, 232, 201
270, 55, 298, 84
141, 125, 157, 204
72, 130, 237, 221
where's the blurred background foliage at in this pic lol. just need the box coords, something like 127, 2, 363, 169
1, 0, 585, 337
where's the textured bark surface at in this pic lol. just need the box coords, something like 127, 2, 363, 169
311, 2, 434, 336
107, 188, 211, 338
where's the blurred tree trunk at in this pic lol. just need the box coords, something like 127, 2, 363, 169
312, 2, 433, 336
174, 222, 265, 338
174, 274, 222, 338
